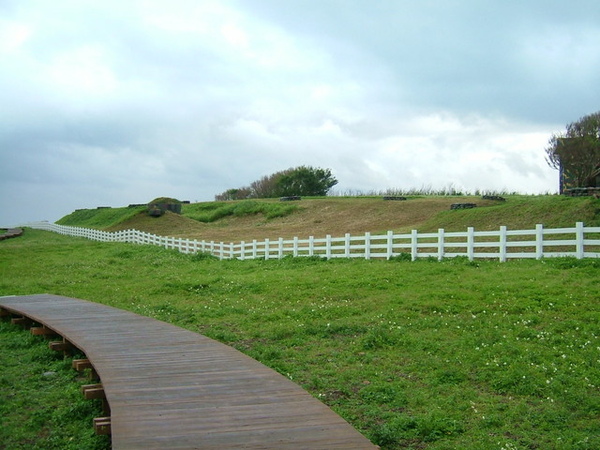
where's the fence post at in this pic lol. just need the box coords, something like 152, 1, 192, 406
308, 236, 314, 256
325, 235, 332, 259
576, 222, 584, 259
411, 229, 418, 261
240, 241, 245, 260
535, 224, 544, 259
278, 237, 284, 259
264, 238, 270, 260
467, 227, 474, 261
293, 237, 299, 257
344, 233, 351, 258
386, 230, 394, 259
364, 232, 371, 260
437, 228, 444, 261
499, 226, 507, 262
252, 240, 257, 259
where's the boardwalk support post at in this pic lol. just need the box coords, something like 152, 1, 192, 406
48, 338, 74, 354
93, 417, 111, 435
11, 316, 33, 328
31, 326, 58, 337
82, 384, 106, 400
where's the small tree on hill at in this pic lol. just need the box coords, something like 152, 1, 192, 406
546, 111, 600, 190
214, 166, 338, 199
276, 166, 338, 197
249, 169, 294, 198
214, 188, 252, 201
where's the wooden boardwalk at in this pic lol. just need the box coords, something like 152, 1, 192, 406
0, 228, 22, 241
0, 294, 377, 449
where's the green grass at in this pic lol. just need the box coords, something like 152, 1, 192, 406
1, 230, 599, 449
56, 206, 145, 228
182, 200, 300, 222
419, 195, 600, 231
0, 319, 110, 449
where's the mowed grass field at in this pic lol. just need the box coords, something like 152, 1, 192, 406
1, 225, 599, 449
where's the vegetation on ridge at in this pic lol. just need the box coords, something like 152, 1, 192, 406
215, 165, 338, 200
57, 205, 145, 229
58, 195, 600, 244
545, 110, 600, 189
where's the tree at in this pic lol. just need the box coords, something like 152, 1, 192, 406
249, 169, 294, 198
276, 166, 338, 197
546, 111, 600, 190
214, 188, 251, 201
214, 166, 338, 200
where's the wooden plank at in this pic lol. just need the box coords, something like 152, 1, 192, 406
73, 359, 94, 371
0, 294, 377, 449
48, 341, 73, 352
82, 384, 106, 400
93, 417, 111, 435
11, 317, 33, 327
31, 326, 58, 336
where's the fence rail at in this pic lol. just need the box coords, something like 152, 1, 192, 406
20, 221, 600, 261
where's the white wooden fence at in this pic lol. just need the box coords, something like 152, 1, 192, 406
21, 221, 600, 261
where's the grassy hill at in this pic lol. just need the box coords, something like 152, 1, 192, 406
56, 195, 600, 242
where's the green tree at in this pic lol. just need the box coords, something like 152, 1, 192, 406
214, 188, 251, 201
249, 169, 294, 198
215, 166, 338, 200
276, 166, 338, 197
546, 111, 600, 189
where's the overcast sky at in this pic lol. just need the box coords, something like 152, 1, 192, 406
2, 0, 600, 225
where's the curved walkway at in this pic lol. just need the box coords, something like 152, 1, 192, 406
0, 228, 23, 241
0, 294, 376, 449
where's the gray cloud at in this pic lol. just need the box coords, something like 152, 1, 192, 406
2, 0, 598, 225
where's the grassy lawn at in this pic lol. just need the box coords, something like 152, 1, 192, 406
0, 319, 110, 449
1, 229, 599, 449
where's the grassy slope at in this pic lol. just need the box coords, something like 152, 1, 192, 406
1, 230, 598, 449
66, 196, 600, 243
57, 206, 146, 228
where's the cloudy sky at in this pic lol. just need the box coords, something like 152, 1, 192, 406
2, 0, 600, 225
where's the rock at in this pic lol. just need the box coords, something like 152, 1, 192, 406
482, 195, 506, 201
450, 203, 477, 210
